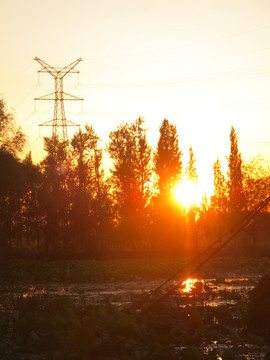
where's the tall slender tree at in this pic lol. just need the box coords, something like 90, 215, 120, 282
108, 118, 152, 252
185, 147, 199, 252
154, 119, 183, 195
227, 126, 245, 212
70, 125, 113, 254
108, 117, 152, 216
41, 136, 70, 252
18, 153, 44, 251
151, 119, 184, 255
186, 146, 198, 183
211, 158, 228, 214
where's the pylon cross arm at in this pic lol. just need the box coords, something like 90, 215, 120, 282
34, 92, 84, 101
39, 119, 80, 127
34, 57, 57, 78
38, 68, 80, 74
34, 56, 83, 144
59, 58, 83, 78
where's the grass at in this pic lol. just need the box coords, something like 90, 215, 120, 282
0, 256, 270, 284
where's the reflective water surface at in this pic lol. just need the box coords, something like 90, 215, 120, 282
1, 274, 267, 359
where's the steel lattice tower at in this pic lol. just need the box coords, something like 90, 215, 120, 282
34, 57, 83, 143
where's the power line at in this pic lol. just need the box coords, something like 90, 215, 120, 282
14, 85, 37, 109
79, 64, 270, 88
138, 194, 270, 314
87, 25, 270, 62
80, 97, 270, 119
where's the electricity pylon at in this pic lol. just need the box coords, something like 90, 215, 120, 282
34, 57, 83, 143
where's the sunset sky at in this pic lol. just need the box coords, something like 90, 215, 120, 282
1, 0, 270, 195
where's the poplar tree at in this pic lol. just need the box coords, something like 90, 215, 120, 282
71, 125, 99, 192
186, 146, 198, 183
211, 158, 228, 214
70, 125, 112, 253
41, 136, 70, 252
227, 126, 245, 212
108, 117, 152, 253
108, 117, 152, 219
152, 119, 184, 254
154, 119, 183, 195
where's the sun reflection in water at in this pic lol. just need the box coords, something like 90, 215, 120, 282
182, 278, 198, 293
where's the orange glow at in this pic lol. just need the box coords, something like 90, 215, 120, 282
182, 278, 198, 293
173, 178, 204, 208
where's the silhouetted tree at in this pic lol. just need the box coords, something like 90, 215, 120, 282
70, 125, 113, 255
154, 119, 183, 195
227, 126, 246, 212
211, 158, 228, 214
0, 98, 25, 156
208, 158, 229, 243
70, 126, 98, 251
242, 157, 270, 211
108, 117, 152, 253
186, 146, 198, 183
0, 151, 24, 249
242, 157, 270, 248
185, 146, 199, 252
197, 193, 212, 249
0, 99, 28, 252
132, 118, 152, 207
17, 153, 44, 251
151, 119, 185, 255
109, 118, 152, 212
71, 125, 99, 191
41, 136, 70, 253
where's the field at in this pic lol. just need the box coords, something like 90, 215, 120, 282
1, 257, 270, 359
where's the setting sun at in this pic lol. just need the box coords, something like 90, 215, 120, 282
173, 178, 205, 208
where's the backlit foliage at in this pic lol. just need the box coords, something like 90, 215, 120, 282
0, 96, 270, 257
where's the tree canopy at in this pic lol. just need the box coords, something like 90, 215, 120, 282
0, 97, 270, 258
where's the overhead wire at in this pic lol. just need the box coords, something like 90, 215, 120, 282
79, 64, 270, 88
87, 25, 270, 62
133, 196, 265, 310
80, 97, 270, 119
138, 194, 270, 314
90, 46, 270, 66
2, 26, 269, 163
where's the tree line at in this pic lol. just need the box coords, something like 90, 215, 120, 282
1, 98, 270, 258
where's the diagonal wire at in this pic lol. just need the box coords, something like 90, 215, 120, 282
138, 194, 270, 314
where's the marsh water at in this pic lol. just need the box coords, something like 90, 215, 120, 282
1, 274, 267, 359
10, 274, 259, 306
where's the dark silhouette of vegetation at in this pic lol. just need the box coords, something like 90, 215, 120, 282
186, 146, 198, 183
211, 158, 228, 215
0, 269, 268, 359
0, 96, 270, 258
248, 274, 270, 341
227, 126, 246, 212
108, 117, 152, 254
149, 119, 186, 255
154, 118, 183, 195
0, 98, 25, 155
